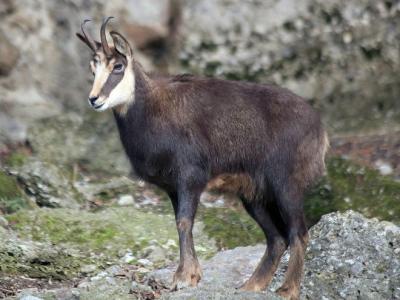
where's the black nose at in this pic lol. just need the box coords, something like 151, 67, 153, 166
89, 96, 98, 105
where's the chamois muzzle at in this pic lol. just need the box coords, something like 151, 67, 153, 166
88, 95, 99, 105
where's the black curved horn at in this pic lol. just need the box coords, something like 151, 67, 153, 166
80, 19, 97, 52
101, 16, 114, 57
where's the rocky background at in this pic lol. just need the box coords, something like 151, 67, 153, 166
0, 0, 399, 299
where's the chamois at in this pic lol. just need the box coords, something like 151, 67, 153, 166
76, 17, 329, 300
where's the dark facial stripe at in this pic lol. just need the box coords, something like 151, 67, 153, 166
101, 70, 125, 98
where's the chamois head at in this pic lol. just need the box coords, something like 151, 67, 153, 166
76, 17, 135, 112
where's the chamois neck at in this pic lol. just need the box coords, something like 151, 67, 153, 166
133, 61, 153, 102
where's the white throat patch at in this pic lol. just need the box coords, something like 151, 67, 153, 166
108, 59, 135, 115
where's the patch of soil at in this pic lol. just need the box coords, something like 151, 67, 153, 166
330, 131, 400, 178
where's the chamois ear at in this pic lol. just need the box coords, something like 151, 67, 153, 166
110, 31, 133, 59
76, 33, 102, 51
76, 32, 93, 50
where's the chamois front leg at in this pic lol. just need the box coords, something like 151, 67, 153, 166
169, 174, 205, 290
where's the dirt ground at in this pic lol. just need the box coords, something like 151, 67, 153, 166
330, 131, 400, 179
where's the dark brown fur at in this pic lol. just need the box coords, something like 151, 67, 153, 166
112, 61, 328, 299
77, 20, 328, 299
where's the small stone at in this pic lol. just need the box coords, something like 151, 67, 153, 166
71, 290, 80, 297
77, 281, 90, 289
138, 258, 153, 266
80, 264, 97, 274
121, 252, 136, 263
131, 281, 153, 293
374, 160, 393, 176
117, 195, 135, 206
343, 32, 353, 44
146, 246, 168, 264
0, 216, 9, 227
90, 271, 108, 281
137, 267, 150, 273
20, 296, 43, 300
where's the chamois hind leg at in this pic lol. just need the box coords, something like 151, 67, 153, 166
240, 199, 288, 292
275, 183, 309, 300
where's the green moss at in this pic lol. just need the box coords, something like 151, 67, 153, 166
0, 233, 85, 280
7, 206, 213, 265
201, 207, 264, 250
7, 208, 173, 256
0, 170, 20, 198
305, 157, 400, 225
0, 250, 83, 280
0, 170, 31, 213
4, 151, 28, 167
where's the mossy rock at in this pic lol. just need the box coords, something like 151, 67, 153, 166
0, 169, 31, 214
0, 229, 84, 280
305, 157, 400, 225
28, 113, 130, 176
5, 206, 217, 279
4, 150, 28, 168
9, 159, 81, 209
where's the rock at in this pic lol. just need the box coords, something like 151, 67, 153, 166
374, 159, 393, 176
117, 195, 135, 206
0, 215, 9, 227
121, 252, 136, 264
180, 0, 400, 133
0, 226, 84, 280
149, 210, 400, 299
6, 206, 218, 277
145, 245, 169, 265
80, 264, 97, 274
9, 159, 80, 209
28, 113, 130, 176
20, 295, 44, 300
0, 168, 31, 214
0, 29, 19, 76
105, 0, 176, 49
138, 258, 154, 267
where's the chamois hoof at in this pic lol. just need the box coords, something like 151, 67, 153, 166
276, 285, 300, 300
170, 263, 202, 291
239, 280, 264, 292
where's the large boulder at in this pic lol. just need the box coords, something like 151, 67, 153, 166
180, 0, 400, 133
27, 112, 130, 176
150, 210, 399, 299
8, 159, 80, 209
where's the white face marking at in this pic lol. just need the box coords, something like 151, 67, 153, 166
93, 59, 135, 114
88, 54, 135, 114
89, 56, 110, 99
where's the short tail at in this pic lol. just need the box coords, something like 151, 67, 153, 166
320, 130, 330, 175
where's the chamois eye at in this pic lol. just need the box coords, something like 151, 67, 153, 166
113, 63, 124, 72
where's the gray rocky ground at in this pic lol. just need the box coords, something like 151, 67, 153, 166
1, 1, 400, 299
4, 211, 398, 300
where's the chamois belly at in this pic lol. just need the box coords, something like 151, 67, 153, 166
206, 173, 256, 200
